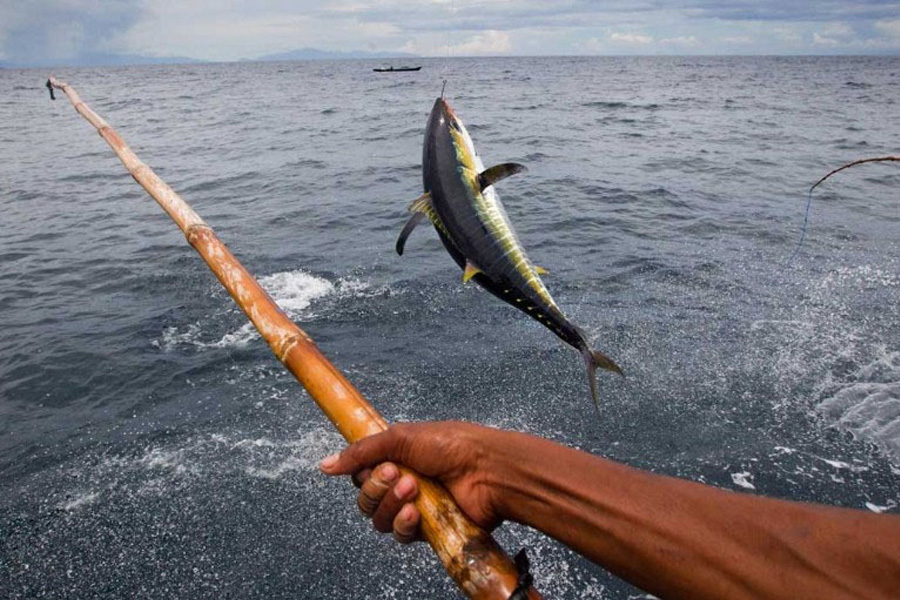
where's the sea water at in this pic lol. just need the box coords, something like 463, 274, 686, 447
1, 56, 899, 598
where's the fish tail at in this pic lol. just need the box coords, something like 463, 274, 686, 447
580, 344, 624, 410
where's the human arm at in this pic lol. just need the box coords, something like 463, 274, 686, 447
320, 421, 900, 600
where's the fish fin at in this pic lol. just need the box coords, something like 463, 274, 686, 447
534, 265, 549, 276
395, 212, 426, 256
408, 191, 432, 214
409, 191, 456, 241
581, 347, 624, 411
477, 163, 527, 192
462, 260, 482, 283
592, 349, 623, 377
576, 325, 624, 412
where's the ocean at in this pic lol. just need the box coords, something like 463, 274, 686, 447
1, 56, 898, 598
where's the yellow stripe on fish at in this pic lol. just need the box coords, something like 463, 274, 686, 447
449, 128, 558, 310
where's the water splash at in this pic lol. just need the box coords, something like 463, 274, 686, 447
154, 270, 388, 350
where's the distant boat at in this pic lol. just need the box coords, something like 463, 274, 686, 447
373, 65, 422, 73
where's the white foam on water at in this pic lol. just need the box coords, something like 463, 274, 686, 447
814, 455, 870, 473
865, 500, 898, 514
244, 455, 312, 480
138, 446, 197, 475
234, 429, 344, 480
818, 265, 900, 290
209, 269, 335, 348
757, 265, 900, 465
155, 323, 204, 350
56, 426, 346, 506
230, 437, 278, 450
259, 269, 335, 313
730, 471, 756, 489
155, 270, 386, 350
58, 491, 99, 512
817, 347, 900, 462
209, 322, 258, 348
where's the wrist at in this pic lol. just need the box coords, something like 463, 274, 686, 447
479, 429, 558, 526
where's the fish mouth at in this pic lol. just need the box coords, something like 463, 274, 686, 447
433, 97, 462, 130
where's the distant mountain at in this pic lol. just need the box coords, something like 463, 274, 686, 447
0, 47, 415, 69
249, 47, 416, 62
0, 53, 205, 69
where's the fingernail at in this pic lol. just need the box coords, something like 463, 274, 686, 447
399, 503, 416, 522
394, 475, 415, 499
319, 453, 339, 471
380, 463, 398, 482
394, 504, 418, 544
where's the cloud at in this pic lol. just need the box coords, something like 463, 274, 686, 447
659, 35, 699, 46
452, 30, 512, 54
812, 33, 840, 46
3, 0, 900, 65
769, 25, 804, 44
875, 18, 900, 38
681, 0, 900, 23
111, 2, 404, 61
812, 21, 857, 46
403, 29, 512, 56
820, 22, 856, 38
318, 1, 666, 33
607, 32, 699, 47
0, 0, 143, 64
610, 32, 654, 45
718, 35, 754, 45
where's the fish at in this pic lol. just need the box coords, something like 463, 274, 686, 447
396, 97, 623, 407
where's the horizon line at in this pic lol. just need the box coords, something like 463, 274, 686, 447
5, 52, 899, 70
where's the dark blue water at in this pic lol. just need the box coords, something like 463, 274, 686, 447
2, 56, 899, 598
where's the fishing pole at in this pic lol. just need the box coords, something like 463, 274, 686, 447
45, 76, 541, 600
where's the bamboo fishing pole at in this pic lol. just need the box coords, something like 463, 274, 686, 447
46, 76, 541, 600
810, 156, 899, 192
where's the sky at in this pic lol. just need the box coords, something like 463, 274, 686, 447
2, 0, 900, 65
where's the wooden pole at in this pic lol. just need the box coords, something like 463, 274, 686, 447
811, 156, 899, 193
46, 76, 541, 600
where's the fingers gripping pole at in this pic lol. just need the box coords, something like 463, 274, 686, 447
46, 76, 541, 600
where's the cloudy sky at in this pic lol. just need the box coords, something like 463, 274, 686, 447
2, 1, 900, 65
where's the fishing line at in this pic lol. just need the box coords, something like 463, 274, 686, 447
786, 186, 815, 263
787, 156, 898, 262
441, 0, 455, 92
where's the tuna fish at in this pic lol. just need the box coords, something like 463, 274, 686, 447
397, 97, 623, 407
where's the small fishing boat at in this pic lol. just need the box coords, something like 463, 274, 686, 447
373, 65, 422, 72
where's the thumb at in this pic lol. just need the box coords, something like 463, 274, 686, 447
319, 427, 406, 475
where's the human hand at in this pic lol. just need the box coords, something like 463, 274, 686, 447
319, 421, 508, 542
